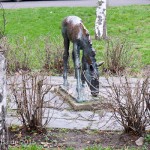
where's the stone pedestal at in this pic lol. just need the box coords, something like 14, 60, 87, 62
57, 80, 105, 111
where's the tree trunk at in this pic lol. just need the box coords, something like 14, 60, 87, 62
0, 54, 8, 150
95, 0, 107, 40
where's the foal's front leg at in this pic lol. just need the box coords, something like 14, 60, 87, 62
81, 56, 86, 87
63, 38, 70, 86
73, 43, 82, 101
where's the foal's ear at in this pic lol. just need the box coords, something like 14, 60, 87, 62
85, 30, 89, 36
97, 61, 104, 67
91, 50, 96, 57
86, 33, 90, 37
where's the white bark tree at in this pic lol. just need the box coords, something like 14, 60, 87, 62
95, 0, 107, 40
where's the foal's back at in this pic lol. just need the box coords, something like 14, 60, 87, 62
62, 16, 88, 42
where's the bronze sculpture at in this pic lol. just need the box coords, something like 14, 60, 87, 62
62, 16, 103, 102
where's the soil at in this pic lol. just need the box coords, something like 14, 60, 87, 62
9, 127, 150, 150
142, 65, 150, 77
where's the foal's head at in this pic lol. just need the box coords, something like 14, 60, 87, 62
80, 29, 100, 97
84, 48, 100, 97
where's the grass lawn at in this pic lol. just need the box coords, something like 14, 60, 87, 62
1, 5, 150, 69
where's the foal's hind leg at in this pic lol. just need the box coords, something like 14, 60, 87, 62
63, 38, 70, 86
73, 43, 82, 101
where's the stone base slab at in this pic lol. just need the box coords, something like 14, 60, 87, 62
56, 85, 106, 111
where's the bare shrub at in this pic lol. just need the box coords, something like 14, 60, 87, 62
9, 72, 55, 132
6, 37, 32, 73
105, 76, 150, 135
5, 36, 74, 75
42, 36, 74, 75
42, 36, 64, 74
103, 38, 141, 74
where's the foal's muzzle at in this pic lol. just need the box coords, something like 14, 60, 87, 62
90, 78, 99, 97
91, 91, 99, 97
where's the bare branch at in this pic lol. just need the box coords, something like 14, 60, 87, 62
103, 76, 150, 135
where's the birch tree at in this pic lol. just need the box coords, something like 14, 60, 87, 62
95, 0, 107, 40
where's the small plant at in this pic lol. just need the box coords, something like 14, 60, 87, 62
9, 125, 20, 132
66, 148, 74, 150
60, 128, 69, 133
103, 38, 141, 74
85, 145, 112, 150
9, 144, 43, 150
145, 134, 150, 143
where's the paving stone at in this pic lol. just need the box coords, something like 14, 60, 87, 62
6, 76, 150, 131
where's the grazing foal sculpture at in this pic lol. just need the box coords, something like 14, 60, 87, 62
62, 16, 103, 102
